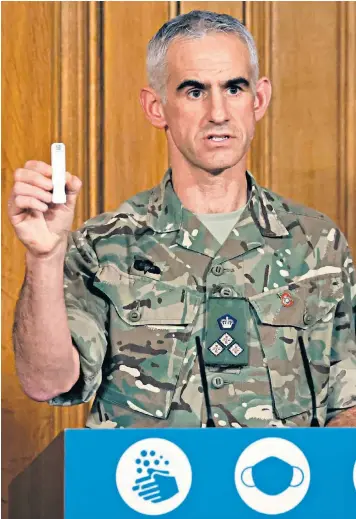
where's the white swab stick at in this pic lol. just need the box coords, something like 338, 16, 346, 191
51, 142, 66, 204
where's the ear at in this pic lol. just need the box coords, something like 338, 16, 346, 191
253, 77, 272, 122
140, 87, 167, 129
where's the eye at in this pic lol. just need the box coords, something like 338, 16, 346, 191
227, 86, 242, 95
187, 89, 202, 99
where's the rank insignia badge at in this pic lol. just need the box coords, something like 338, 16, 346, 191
205, 298, 249, 366
209, 342, 224, 356
217, 314, 237, 330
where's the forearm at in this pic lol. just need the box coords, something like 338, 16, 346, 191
326, 407, 356, 427
13, 246, 80, 401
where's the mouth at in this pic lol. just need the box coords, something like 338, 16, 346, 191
206, 135, 232, 142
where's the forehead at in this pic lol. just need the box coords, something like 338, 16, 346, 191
165, 33, 251, 82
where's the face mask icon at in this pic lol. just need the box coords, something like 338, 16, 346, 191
241, 455, 304, 495
234, 438, 311, 515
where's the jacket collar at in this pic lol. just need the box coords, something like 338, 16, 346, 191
146, 169, 182, 233
148, 170, 288, 234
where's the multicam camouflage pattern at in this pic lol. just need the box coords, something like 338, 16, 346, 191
49, 170, 356, 428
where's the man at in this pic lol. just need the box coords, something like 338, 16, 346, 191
9, 11, 356, 428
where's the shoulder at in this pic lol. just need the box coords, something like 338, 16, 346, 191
78, 186, 153, 237
68, 187, 154, 271
260, 185, 350, 260
263, 185, 342, 232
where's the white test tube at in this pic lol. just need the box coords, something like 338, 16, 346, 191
51, 142, 67, 204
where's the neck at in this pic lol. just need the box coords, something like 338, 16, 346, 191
171, 160, 248, 214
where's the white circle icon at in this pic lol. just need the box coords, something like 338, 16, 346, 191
353, 461, 356, 490
234, 438, 310, 515
116, 438, 192, 515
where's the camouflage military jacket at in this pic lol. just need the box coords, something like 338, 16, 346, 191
50, 170, 356, 428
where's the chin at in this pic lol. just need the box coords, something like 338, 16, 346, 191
201, 158, 242, 176
205, 166, 231, 176
198, 148, 244, 173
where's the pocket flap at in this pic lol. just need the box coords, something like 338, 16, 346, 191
249, 275, 343, 328
93, 264, 201, 326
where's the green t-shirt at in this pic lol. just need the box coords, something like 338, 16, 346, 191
196, 205, 246, 244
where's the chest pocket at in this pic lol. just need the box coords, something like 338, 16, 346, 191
93, 264, 200, 420
249, 274, 344, 420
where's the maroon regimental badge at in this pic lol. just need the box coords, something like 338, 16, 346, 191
280, 291, 294, 307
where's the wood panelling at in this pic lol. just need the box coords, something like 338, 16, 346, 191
180, 2, 243, 18
2, 4, 57, 516
265, 1, 355, 254
249, 1, 355, 254
88, 2, 104, 218
340, 2, 356, 254
169, 0, 179, 19
268, 3, 341, 225
245, 2, 273, 188
2, 1, 104, 515
103, 2, 170, 211
52, 2, 104, 433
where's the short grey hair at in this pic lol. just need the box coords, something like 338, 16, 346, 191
147, 10, 259, 102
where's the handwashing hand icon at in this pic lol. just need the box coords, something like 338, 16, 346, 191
132, 468, 179, 503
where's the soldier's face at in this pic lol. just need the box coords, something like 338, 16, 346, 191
163, 33, 258, 174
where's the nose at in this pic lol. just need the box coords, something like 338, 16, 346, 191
208, 91, 230, 124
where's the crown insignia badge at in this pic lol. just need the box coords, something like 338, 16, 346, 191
217, 314, 237, 330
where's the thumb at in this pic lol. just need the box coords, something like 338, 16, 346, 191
65, 172, 82, 208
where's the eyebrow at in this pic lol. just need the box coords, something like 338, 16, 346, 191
176, 77, 250, 91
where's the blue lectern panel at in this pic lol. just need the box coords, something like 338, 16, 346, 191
65, 428, 356, 518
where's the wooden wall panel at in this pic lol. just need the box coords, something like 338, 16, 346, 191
2, 4, 57, 516
52, 1, 104, 433
103, 2, 170, 211
268, 3, 342, 225
2, 2, 104, 516
263, 2, 355, 253
341, 2, 356, 254
245, 2, 273, 188
247, 1, 355, 254
180, 2, 243, 18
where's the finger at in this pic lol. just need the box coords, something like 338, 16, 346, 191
24, 160, 52, 177
14, 168, 53, 190
64, 172, 82, 208
22, 162, 82, 193
141, 481, 159, 490
151, 496, 164, 503
13, 182, 53, 204
143, 492, 160, 501
12, 195, 48, 214
134, 474, 153, 484
138, 487, 159, 497
14, 169, 82, 208
65, 172, 82, 194
138, 486, 158, 495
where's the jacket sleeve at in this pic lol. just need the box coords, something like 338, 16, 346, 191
326, 241, 356, 422
48, 229, 109, 406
